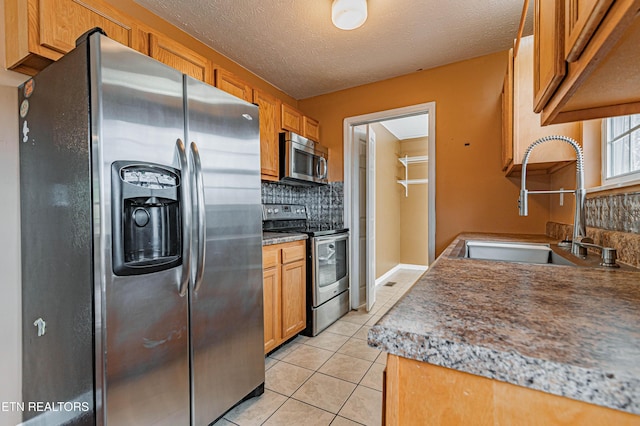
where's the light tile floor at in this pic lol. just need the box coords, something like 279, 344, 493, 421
216, 268, 425, 426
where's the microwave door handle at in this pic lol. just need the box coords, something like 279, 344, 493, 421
190, 142, 206, 293
175, 139, 191, 297
318, 156, 328, 179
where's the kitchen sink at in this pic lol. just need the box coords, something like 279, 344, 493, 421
463, 240, 576, 266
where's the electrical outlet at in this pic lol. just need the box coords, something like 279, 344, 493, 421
560, 187, 564, 206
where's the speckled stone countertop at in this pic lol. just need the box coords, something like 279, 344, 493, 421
368, 232, 640, 415
262, 232, 308, 246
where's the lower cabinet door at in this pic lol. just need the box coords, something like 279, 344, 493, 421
281, 259, 306, 340
263, 266, 280, 354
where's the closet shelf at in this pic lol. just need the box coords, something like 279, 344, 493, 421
398, 155, 428, 166
397, 155, 428, 197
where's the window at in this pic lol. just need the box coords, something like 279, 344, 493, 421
603, 114, 640, 184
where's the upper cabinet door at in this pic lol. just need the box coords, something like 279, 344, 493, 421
303, 116, 320, 142
281, 104, 303, 134
533, 0, 640, 124
39, 0, 132, 54
149, 33, 213, 84
564, 0, 614, 62
533, 0, 566, 113
215, 69, 253, 102
505, 35, 582, 176
253, 89, 281, 181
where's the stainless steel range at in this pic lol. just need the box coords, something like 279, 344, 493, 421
263, 204, 350, 336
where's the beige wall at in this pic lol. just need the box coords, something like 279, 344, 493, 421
373, 123, 401, 278
299, 50, 553, 255
1, 0, 27, 423
399, 137, 429, 266
0, 84, 22, 426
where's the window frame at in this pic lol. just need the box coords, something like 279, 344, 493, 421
601, 114, 640, 187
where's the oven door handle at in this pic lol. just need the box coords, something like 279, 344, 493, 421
314, 233, 349, 244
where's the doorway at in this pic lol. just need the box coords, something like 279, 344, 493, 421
344, 103, 436, 311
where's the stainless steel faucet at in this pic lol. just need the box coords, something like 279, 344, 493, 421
518, 135, 586, 257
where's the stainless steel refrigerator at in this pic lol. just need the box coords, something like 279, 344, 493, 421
18, 30, 264, 425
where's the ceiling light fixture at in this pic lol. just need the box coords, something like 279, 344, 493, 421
332, 0, 368, 31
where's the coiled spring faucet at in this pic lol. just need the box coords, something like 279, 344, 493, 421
518, 135, 586, 257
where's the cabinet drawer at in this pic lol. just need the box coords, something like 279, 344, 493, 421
282, 242, 306, 264
263, 246, 280, 269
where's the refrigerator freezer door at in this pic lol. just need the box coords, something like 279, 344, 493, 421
93, 36, 190, 425
185, 76, 264, 425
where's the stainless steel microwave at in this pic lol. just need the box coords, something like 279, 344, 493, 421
280, 131, 328, 185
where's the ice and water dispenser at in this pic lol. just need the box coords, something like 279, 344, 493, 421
111, 161, 182, 275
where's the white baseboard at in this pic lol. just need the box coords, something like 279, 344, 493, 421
375, 263, 428, 287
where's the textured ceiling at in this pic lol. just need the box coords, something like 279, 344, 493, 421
134, 0, 533, 100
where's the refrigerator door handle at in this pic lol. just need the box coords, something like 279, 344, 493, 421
176, 139, 191, 297
190, 142, 206, 293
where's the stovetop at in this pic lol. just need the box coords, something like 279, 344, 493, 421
262, 204, 347, 237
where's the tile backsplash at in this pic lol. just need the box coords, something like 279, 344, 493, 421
261, 181, 344, 228
585, 192, 640, 233
547, 191, 640, 267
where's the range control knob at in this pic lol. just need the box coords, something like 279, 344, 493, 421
274, 208, 279, 213
267, 208, 273, 214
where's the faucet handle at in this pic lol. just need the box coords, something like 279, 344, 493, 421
573, 237, 620, 268
558, 236, 572, 248
600, 247, 619, 268
573, 236, 593, 257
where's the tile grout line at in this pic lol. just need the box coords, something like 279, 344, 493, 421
227, 270, 418, 426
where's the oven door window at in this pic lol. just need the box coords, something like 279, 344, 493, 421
317, 237, 347, 288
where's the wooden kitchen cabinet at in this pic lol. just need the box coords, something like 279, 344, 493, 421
564, 0, 614, 62
303, 116, 320, 142
5, 0, 134, 74
533, 0, 640, 124
281, 259, 306, 339
532, 0, 566, 112
262, 258, 280, 353
148, 33, 213, 84
503, 35, 582, 176
215, 69, 253, 103
384, 354, 640, 425
281, 103, 303, 134
281, 103, 321, 142
501, 49, 514, 170
253, 89, 281, 181
262, 240, 306, 354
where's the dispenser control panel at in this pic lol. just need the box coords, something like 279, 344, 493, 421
121, 168, 178, 189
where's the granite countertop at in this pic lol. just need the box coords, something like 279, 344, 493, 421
368, 232, 640, 415
262, 232, 308, 246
